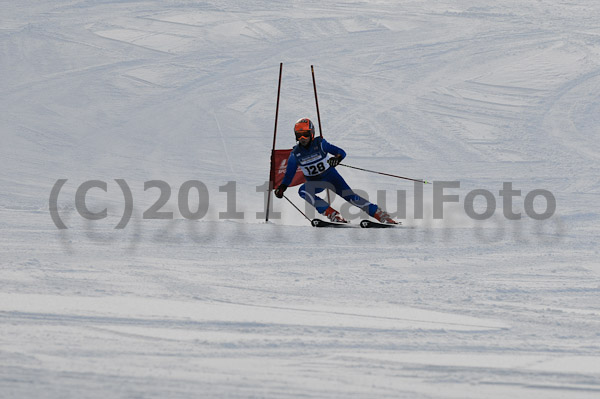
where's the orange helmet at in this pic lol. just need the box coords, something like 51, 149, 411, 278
294, 118, 315, 141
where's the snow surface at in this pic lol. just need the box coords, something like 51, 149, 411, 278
1, 0, 600, 398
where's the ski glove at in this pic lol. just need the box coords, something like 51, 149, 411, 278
327, 155, 342, 168
274, 184, 288, 198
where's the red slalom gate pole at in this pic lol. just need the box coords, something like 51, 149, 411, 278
311, 65, 324, 138
266, 62, 283, 222
311, 65, 331, 203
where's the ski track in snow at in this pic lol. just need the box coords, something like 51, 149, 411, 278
1, 1, 600, 398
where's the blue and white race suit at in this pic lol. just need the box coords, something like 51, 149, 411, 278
281, 137, 378, 216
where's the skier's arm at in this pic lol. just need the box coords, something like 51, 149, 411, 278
275, 154, 297, 198
321, 139, 346, 160
322, 139, 345, 167
280, 153, 298, 187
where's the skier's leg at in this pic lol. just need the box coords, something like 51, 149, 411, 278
299, 181, 347, 222
327, 169, 397, 223
298, 182, 329, 214
326, 170, 378, 216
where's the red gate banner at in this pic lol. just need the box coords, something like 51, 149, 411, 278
270, 149, 305, 188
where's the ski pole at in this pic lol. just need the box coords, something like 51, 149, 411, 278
339, 163, 431, 184
283, 194, 312, 222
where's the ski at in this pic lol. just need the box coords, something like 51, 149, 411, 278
311, 219, 353, 228
311, 219, 402, 228
359, 220, 401, 228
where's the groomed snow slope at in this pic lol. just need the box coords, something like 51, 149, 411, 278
1, 1, 599, 398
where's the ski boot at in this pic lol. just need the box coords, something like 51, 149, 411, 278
323, 207, 348, 223
373, 208, 398, 224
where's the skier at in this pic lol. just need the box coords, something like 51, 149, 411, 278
274, 118, 397, 224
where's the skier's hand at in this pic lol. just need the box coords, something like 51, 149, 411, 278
328, 155, 342, 168
274, 184, 287, 198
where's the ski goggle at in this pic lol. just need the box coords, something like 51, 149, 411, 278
295, 131, 311, 139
